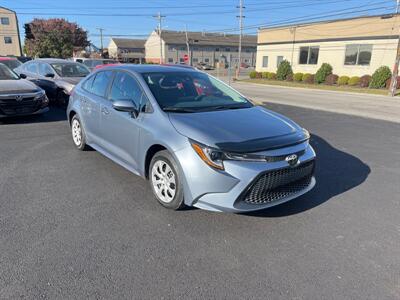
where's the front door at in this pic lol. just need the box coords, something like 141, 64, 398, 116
99, 71, 144, 170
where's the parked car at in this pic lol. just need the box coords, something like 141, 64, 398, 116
14, 59, 90, 104
0, 63, 49, 118
0, 57, 22, 71
94, 63, 121, 70
67, 65, 316, 212
72, 58, 118, 71
195, 62, 215, 70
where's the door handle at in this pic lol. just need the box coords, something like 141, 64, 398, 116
101, 107, 110, 115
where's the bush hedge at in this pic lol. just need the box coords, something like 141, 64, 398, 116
276, 60, 293, 81
315, 63, 333, 84
338, 76, 350, 85
303, 74, 315, 84
302, 73, 312, 82
286, 73, 293, 81
385, 76, 400, 89
262, 72, 269, 79
249, 71, 257, 79
267, 72, 276, 80
369, 66, 391, 88
325, 74, 339, 85
255, 72, 262, 79
348, 76, 361, 86
294, 73, 303, 82
359, 75, 372, 88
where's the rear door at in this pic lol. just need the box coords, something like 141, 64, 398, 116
80, 70, 114, 145
99, 71, 144, 170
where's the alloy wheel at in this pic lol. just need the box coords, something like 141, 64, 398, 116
72, 119, 82, 147
151, 160, 177, 203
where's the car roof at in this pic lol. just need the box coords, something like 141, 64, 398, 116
32, 58, 79, 64
103, 64, 198, 74
0, 57, 17, 61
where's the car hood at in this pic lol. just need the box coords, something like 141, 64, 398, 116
57, 77, 84, 86
168, 106, 309, 153
0, 79, 40, 94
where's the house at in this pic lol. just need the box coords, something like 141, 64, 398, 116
256, 14, 400, 76
107, 38, 146, 63
0, 6, 22, 56
145, 30, 257, 66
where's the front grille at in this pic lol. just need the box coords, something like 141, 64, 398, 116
240, 160, 315, 205
0, 95, 40, 115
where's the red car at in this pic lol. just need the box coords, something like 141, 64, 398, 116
0, 57, 22, 71
93, 63, 121, 70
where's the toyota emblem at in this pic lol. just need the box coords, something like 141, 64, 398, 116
285, 154, 299, 166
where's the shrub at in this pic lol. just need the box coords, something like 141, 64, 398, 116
348, 76, 361, 86
385, 76, 400, 89
249, 71, 257, 79
293, 72, 303, 82
303, 74, 315, 84
276, 60, 293, 80
315, 63, 333, 84
325, 74, 339, 85
302, 73, 312, 82
255, 72, 262, 79
267, 72, 276, 80
286, 73, 293, 81
369, 66, 391, 88
262, 72, 269, 79
359, 75, 372, 88
338, 76, 350, 85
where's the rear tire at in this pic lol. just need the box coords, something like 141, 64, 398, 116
149, 150, 185, 210
71, 115, 88, 151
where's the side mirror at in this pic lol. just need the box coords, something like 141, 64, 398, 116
19, 73, 27, 79
112, 100, 139, 118
45, 73, 55, 78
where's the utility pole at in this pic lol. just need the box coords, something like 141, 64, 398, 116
236, 0, 245, 79
97, 28, 105, 57
153, 12, 166, 64
185, 25, 191, 65
389, 0, 400, 96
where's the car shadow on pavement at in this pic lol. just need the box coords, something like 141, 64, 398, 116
0, 106, 67, 125
244, 134, 371, 217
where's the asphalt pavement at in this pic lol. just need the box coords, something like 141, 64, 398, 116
0, 100, 399, 299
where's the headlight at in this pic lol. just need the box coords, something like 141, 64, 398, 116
191, 141, 267, 171
34, 90, 46, 99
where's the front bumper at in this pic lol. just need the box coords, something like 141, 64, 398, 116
176, 141, 316, 212
0, 92, 49, 118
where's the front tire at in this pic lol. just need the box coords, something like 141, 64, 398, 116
71, 115, 88, 151
149, 150, 185, 210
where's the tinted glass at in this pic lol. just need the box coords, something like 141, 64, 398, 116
39, 63, 54, 76
0, 64, 19, 80
299, 47, 309, 64
91, 71, 113, 97
82, 75, 96, 92
50, 63, 90, 77
309, 47, 319, 64
358, 44, 372, 65
1, 17, 9, 25
1, 59, 21, 70
344, 45, 358, 65
141, 71, 252, 112
262, 56, 268, 67
110, 72, 142, 107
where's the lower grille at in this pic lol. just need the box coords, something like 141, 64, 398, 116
241, 160, 315, 205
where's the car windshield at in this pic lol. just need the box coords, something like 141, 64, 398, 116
50, 63, 90, 77
141, 71, 252, 112
1, 59, 22, 70
0, 63, 19, 80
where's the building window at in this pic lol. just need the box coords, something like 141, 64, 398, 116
225, 47, 230, 52
204, 58, 209, 63
215, 48, 220, 52
4, 37, 12, 44
193, 47, 199, 51
245, 59, 249, 63
1, 17, 9, 25
277, 56, 284, 68
168, 46, 175, 51
262, 56, 268, 67
193, 58, 198, 63
168, 58, 173, 63
299, 46, 319, 65
344, 44, 372, 66
179, 58, 184, 63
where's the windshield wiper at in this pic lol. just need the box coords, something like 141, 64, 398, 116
163, 107, 196, 113
198, 105, 248, 112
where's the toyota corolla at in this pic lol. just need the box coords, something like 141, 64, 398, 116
67, 65, 316, 212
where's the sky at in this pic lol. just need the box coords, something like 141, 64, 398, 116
2, 0, 397, 48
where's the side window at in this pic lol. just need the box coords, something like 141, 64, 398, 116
110, 72, 142, 107
91, 71, 113, 97
82, 75, 96, 93
38, 63, 53, 76
26, 63, 38, 74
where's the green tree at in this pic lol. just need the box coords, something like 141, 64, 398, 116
24, 18, 89, 58
276, 60, 293, 80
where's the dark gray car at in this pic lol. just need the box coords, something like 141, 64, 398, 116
14, 58, 90, 104
0, 63, 49, 118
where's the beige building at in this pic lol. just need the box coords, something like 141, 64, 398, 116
145, 30, 257, 66
107, 38, 146, 63
0, 7, 22, 56
256, 14, 400, 76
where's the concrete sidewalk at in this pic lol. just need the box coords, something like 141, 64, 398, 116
231, 81, 400, 123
